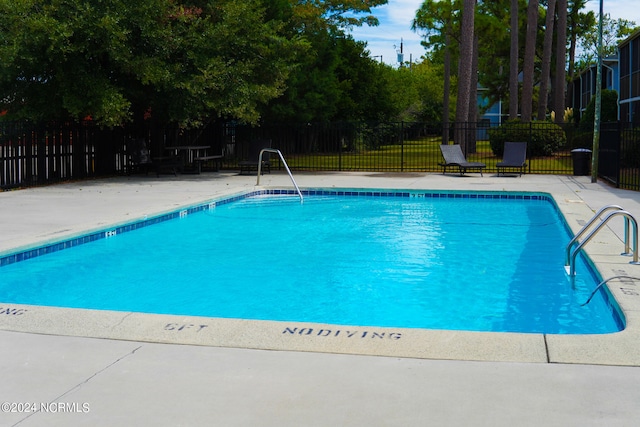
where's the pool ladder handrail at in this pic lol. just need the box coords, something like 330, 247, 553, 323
565, 205, 640, 276
256, 148, 303, 203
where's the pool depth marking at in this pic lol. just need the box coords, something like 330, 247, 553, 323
283, 327, 403, 340
0, 306, 28, 315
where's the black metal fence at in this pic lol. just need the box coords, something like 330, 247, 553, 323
599, 122, 640, 190
2, 119, 640, 190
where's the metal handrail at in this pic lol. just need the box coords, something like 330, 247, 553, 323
565, 210, 640, 276
581, 275, 640, 306
565, 204, 625, 266
256, 148, 303, 203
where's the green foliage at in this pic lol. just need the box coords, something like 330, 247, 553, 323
577, 14, 638, 66
488, 120, 567, 157
578, 89, 620, 131
0, 0, 304, 127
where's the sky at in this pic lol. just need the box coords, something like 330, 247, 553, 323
349, 0, 640, 67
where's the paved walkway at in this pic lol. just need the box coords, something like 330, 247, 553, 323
2, 172, 640, 426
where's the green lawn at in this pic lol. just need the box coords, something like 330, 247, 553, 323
280, 137, 573, 173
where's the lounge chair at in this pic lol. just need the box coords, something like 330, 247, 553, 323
439, 144, 486, 176
239, 138, 272, 175
497, 141, 527, 177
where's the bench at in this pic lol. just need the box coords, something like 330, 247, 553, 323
194, 155, 223, 174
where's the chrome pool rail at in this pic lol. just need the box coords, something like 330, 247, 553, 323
565, 205, 640, 276
256, 148, 303, 203
565, 205, 624, 266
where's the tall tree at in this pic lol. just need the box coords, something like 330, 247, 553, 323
509, 0, 520, 120
537, 0, 556, 120
554, 0, 568, 123
467, 31, 479, 152
521, 0, 539, 121
455, 0, 476, 151
413, 0, 455, 142
442, 30, 452, 144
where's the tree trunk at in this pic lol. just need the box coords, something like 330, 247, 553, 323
521, 0, 539, 122
566, 0, 586, 124
442, 30, 451, 145
537, 0, 556, 120
509, 0, 519, 120
554, 0, 568, 124
455, 0, 476, 153
468, 32, 479, 153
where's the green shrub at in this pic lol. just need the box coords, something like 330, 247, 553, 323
578, 89, 619, 132
488, 120, 567, 157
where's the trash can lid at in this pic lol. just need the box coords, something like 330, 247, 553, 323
571, 148, 592, 153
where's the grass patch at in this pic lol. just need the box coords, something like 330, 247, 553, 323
280, 137, 573, 174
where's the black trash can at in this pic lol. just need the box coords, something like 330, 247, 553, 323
571, 148, 592, 176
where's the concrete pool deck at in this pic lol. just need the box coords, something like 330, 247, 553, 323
2, 172, 640, 425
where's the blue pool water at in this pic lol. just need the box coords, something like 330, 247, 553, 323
0, 189, 623, 334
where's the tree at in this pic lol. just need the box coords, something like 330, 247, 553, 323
291, 0, 387, 31
509, 0, 520, 120
537, 0, 556, 120
520, 0, 539, 121
576, 13, 637, 67
0, 0, 390, 127
554, 0, 568, 123
566, 0, 595, 118
0, 0, 302, 127
413, 0, 455, 142
455, 0, 476, 151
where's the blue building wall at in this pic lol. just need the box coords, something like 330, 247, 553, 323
619, 29, 640, 124
477, 87, 503, 139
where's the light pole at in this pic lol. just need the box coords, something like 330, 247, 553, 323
591, 0, 604, 183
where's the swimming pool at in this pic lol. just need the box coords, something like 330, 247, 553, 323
0, 188, 623, 335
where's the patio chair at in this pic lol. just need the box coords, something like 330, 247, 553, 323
439, 144, 486, 176
239, 138, 272, 175
497, 141, 527, 177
